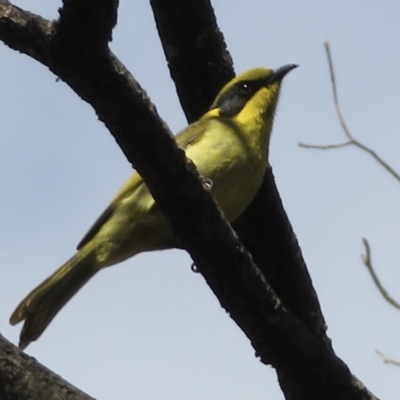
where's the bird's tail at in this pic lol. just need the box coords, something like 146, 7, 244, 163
10, 246, 98, 349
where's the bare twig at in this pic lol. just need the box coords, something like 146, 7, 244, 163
299, 41, 400, 183
299, 141, 352, 150
324, 41, 353, 141
361, 238, 400, 310
376, 350, 400, 367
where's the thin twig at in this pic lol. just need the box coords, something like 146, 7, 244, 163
350, 138, 400, 182
299, 41, 400, 183
375, 350, 400, 367
298, 141, 351, 150
324, 41, 354, 141
361, 238, 400, 310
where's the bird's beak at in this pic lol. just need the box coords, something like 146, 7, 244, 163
268, 64, 298, 84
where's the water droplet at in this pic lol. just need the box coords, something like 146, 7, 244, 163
191, 263, 199, 273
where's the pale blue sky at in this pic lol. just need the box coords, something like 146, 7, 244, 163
1, 1, 400, 399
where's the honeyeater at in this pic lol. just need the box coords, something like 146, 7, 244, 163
10, 65, 297, 349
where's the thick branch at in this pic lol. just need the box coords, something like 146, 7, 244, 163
0, 1, 53, 64
55, 0, 118, 54
150, 1, 335, 397
0, 334, 93, 400
150, 0, 234, 121
152, 0, 328, 346
234, 169, 329, 345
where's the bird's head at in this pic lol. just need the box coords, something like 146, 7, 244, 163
205, 65, 298, 126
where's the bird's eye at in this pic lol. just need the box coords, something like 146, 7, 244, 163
238, 82, 252, 95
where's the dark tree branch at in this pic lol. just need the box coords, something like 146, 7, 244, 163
234, 170, 329, 344
56, 0, 118, 50
149, 3, 335, 397
150, 0, 234, 122
0, 1, 378, 400
0, 1, 53, 64
0, 334, 93, 400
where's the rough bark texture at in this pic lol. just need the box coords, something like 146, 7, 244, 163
0, 1, 379, 399
150, 0, 330, 351
0, 334, 94, 400
150, 0, 234, 121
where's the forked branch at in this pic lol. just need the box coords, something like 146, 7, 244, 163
299, 42, 400, 183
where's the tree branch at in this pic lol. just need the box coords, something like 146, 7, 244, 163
0, 334, 93, 400
376, 350, 400, 367
361, 238, 400, 310
56, 0, 118, 49
149, 3, 339, 398
151, 0, 329, 348
0, 1, 53, 64
299, 41, 400, 183
150, 0, 234, 122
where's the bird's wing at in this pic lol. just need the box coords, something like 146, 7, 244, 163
175, 120, 207, 149
76, 120, 209, 250
76, 173, 144, 250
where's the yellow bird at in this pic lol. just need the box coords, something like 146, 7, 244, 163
10, 65, 297, 349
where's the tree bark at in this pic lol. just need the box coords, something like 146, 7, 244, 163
0, 334, 93, 400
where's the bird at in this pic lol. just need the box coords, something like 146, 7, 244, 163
10, 64, 297, 349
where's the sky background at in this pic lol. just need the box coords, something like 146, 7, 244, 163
1, 1, 400, 399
